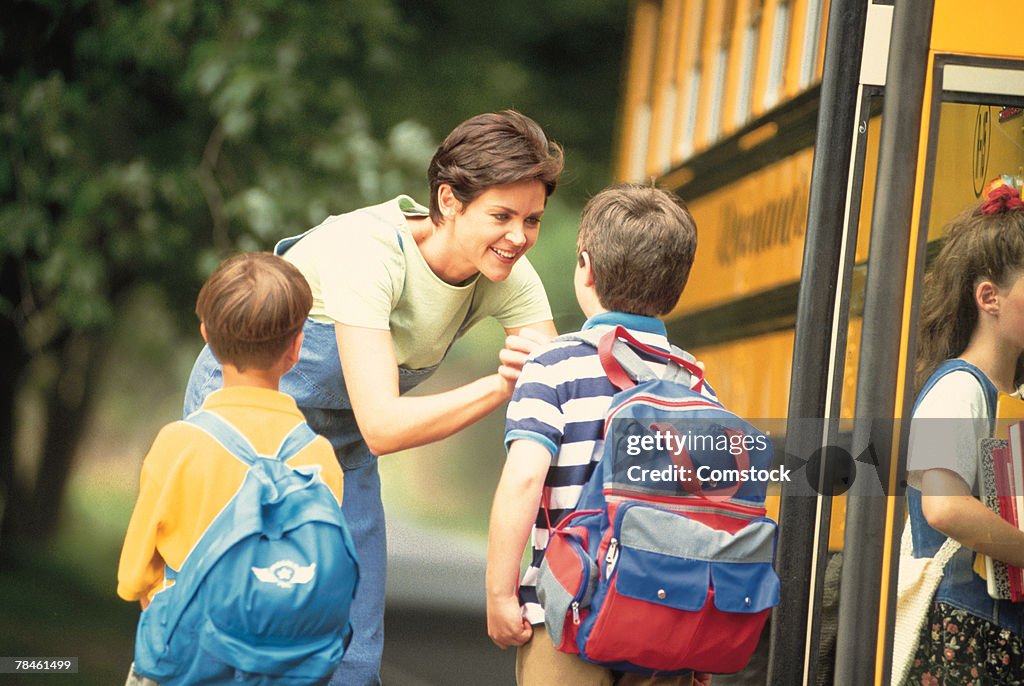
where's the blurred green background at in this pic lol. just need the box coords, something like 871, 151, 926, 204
1, 0, 626, 681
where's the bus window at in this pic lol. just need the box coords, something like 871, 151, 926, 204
619, 1, 659, 181
798, 0, 827, 89
675, 1, 706, 160
648, 0, 686, 175
733, 0, 764, 129
707, 0, 738, 140
763, 0, 791, 110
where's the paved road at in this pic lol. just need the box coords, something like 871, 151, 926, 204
381, 518, 513, 685
382, 606, 515, 686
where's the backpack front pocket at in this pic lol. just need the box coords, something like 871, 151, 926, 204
579, 503, 779, 674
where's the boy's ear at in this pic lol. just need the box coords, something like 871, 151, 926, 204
578, 250, 596, 288
437, 184, 462, 219
976, 280, 1000, 316
200, 321, 209, 343
284, 331, 304, 369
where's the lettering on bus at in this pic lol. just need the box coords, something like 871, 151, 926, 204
714, 175, 809, 265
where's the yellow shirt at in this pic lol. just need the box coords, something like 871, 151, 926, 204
116, 386, 343, 602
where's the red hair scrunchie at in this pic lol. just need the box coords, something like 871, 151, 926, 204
980, 184, 1024, 215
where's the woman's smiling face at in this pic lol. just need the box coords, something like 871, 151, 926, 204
442, 179, 547, 283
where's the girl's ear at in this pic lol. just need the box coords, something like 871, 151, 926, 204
200, 321, 209, 342
976, 280, 1001, 316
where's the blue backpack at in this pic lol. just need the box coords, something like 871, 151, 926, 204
536, 326, 780, 675
132, 411, 359, 685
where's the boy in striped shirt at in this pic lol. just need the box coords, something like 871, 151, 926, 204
486, 183, 715, 685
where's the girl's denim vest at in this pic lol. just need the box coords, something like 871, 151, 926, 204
906, 359, 1024, 634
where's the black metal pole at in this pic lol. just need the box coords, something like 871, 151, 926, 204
833, 2, 935, 684
768, 0, 868, 684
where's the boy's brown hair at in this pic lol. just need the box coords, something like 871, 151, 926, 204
196, 252, 312, 372
427, 109, 564, 223
577, 183, 697, 317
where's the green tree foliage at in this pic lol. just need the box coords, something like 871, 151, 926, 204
372, 0, 627, 200
0, 0, 626, 556
0, 0, 434, 553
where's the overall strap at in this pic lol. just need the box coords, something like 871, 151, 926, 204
276, 225, 405, 256
274, 203, 407, 258
184, 411, 318, 465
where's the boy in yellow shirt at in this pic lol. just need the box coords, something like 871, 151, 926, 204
117, 253, 347, 685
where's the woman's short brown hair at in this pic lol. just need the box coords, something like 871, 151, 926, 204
577, 183, 698, 317
427, 110, 564, 223
195, 252, 312, 372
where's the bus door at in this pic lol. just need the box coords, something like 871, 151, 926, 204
831, 3, 1024, 684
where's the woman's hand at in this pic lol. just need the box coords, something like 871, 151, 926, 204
498, 324, 556, 395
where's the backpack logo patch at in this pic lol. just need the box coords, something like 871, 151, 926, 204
252, 560, 316, 588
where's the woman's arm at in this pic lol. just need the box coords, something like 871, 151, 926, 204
920, 467, 1024, 568
335, 320, 555, 456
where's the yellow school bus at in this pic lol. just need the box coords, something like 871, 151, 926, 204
614, 1, 1024, 683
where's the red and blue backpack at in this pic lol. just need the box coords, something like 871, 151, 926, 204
536, 326, 780, 675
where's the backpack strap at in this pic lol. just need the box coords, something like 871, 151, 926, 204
154, 411, 324, 648
559, 327, 705, 392
184, 410, 319, 465
599, 326, 704, 392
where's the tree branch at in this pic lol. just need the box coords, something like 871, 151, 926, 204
197, 124, 229, 251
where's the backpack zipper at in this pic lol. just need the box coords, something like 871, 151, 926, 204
551, 529, 597, 626
603, 396, 727, 433
604, 489, 766, 518
604, 538, 620, 579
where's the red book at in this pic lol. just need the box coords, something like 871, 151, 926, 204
993, 444, 1023, 601
1005, 420, 1024, 600
979, 439, 1017, 600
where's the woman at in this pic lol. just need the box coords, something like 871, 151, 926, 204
184, 110, 563, 685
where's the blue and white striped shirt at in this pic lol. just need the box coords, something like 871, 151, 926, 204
504, 311, 716, 624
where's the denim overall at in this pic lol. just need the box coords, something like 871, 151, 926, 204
906, 359, 1024, 635
183, 223, 443, 686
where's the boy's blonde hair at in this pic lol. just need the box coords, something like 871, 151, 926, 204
196, 253, 312, 372
577, 183, 697, 316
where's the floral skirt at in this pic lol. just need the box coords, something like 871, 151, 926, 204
906, 602, 1024, 685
